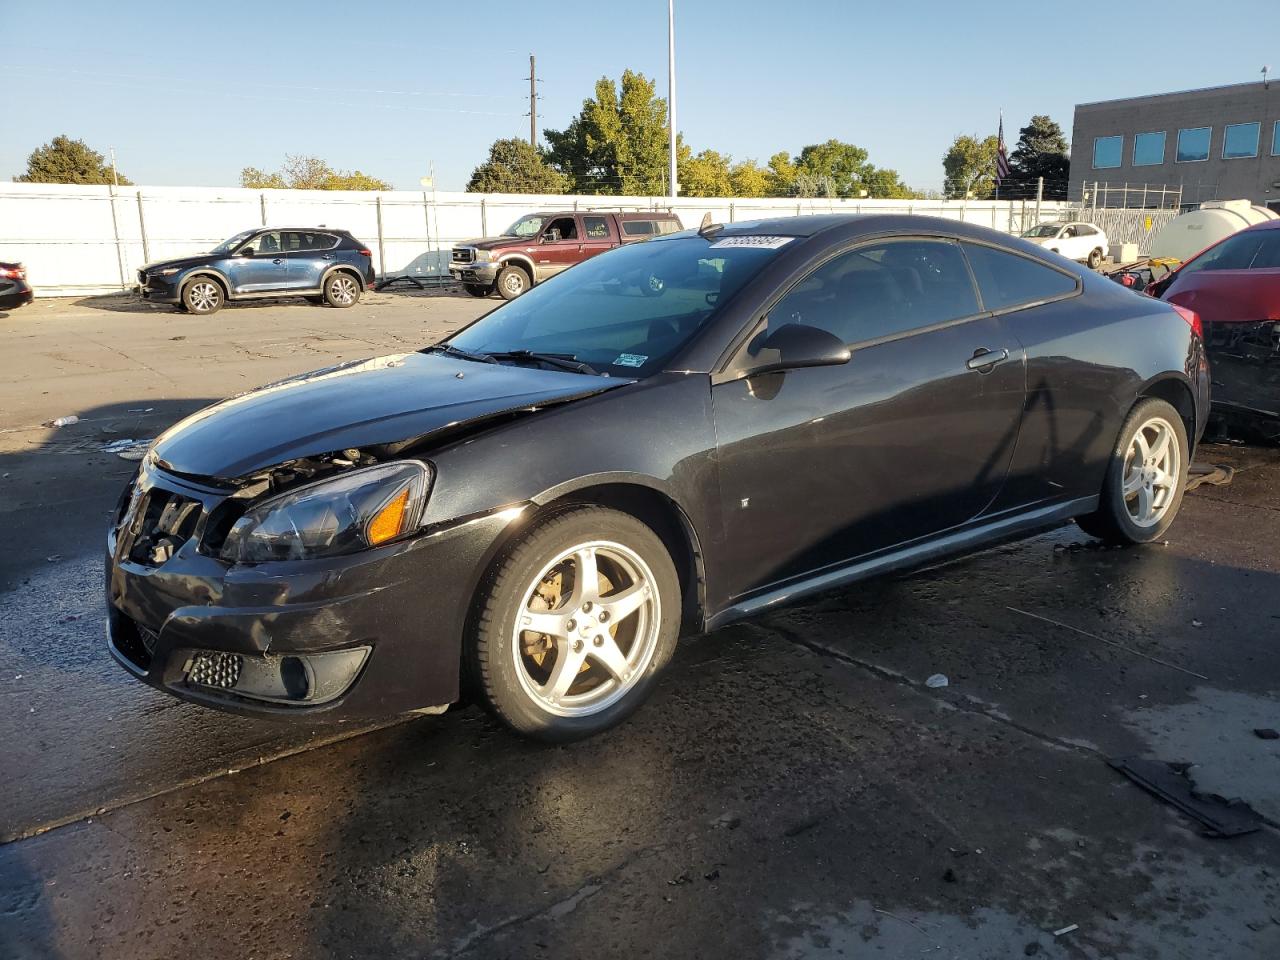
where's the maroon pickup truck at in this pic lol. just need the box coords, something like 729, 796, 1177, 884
449, 210, 683, 299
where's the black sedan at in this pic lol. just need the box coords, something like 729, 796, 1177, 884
0, 262, 34, 311
105, 215, 1209, 741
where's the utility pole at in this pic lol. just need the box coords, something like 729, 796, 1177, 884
109, 146, 119, 187
667, 0, 678, 200
527, 54, 538, 147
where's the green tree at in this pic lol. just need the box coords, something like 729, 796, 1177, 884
679, 149, 733, 197
766, 151, 797, 196
942, 134, 999, 199
466, 138, 569, 194
239, 155, 392, 191
789, 139, 920, 198
729, 159, 770, 198
543, 70, 671, 195
1009, 115, 1070, 200
15, 135, 132, 185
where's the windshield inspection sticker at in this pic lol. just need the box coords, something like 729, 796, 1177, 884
612, 354, 648, 368
708, 235, 794, 249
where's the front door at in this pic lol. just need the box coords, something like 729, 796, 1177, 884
712, 237, 1027, 600
224, 230, 287, 293
535, 215, 583, 280
281, 230, 338, 290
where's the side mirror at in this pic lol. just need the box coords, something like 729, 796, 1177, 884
746, 323, 851, 376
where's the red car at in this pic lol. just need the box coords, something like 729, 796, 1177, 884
1155, 220, 1280, 438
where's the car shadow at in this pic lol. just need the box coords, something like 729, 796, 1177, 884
70, 293, 364, 315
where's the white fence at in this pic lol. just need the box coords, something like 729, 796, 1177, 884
0, 182, 1084, 296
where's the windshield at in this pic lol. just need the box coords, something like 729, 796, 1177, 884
1175, 230, 1280, 279
502, 216, 546, 238
446, 234, 790, 377
1022, 224, 1062, 238
211, 230, 256, 254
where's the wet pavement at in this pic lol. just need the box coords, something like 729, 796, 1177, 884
2, 293, 1280, 959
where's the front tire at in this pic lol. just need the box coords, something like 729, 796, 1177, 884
1077, 397, 1188, 544
324, 272, 361, 308
182, 277, 223, 315
1087, 247, 1104, 269
467, 506, 680, 742
496, 264, 531, 300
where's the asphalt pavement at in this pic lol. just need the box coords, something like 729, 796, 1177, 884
2, 290, 1278, 959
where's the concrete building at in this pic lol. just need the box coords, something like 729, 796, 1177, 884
1069, 80, 1280, 209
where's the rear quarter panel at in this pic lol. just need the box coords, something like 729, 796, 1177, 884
992, 274, 1201, 511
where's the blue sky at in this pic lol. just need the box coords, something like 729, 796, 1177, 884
4, 0, 1277, 193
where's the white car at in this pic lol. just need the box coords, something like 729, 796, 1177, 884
1021, 221, 1109, 269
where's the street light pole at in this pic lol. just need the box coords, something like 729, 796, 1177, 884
667, 0, 678, 201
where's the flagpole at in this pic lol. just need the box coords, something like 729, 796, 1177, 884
995, 109, 1001, 202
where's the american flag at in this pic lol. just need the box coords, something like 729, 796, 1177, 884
996, 114, 1012, 183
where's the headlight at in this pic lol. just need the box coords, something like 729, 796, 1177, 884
220, 461, 432, 563
473, 249, 493, 261
157, 267, 183, 276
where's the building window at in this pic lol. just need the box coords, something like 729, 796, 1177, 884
1272, 121, 1280, 157
1176, 127, 1211, 163
1222, 122, 1260, 159
1092, 135, 1123, 169
1132, 131, 1166, 166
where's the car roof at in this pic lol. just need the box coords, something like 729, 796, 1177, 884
252, 226, 351, 234
1244, 218, 1280, 232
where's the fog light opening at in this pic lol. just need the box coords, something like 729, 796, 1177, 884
183, 646, 370, 705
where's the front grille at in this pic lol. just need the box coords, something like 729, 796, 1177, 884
111, 612, 154, 670
452, 247, 474, 263
121, 488, 202, 566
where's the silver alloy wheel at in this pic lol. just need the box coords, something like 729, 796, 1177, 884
187, 281, 220, 312
501, 270, 526, 296
329, 275, 358, 305
1122, 416, 1180, 527
511, 540, 661, 718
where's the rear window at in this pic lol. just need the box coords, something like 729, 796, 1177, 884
1177, 230, 1280, 276
963, 243, 1079, 311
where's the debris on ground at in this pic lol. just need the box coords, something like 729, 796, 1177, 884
44, 415, 79, 427
1254, 728, 1280, 740
667, 872, 692, 886
925, 673, 949, 688
1108, 756, 1264, 837
1186, 463, 1236, 491
1052, 923, 1079, 937
102, 438, 153, 461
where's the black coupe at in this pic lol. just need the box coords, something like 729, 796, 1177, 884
106, 215, 1209, 741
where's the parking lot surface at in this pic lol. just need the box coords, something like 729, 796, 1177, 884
2, 292, 1278, 959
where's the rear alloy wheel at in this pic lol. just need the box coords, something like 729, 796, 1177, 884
182, 278, 222, 315
1077, 397, 1188, 544
496, 264, 530, 300
467, 506, 680, 741
1087, 247, 1104, 269
324, 272, 361, 308
464, 283, 495, 298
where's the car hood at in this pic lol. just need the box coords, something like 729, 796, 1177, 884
456, 236, 531, 252
140, 253, 222, 273
150, 352, 629, 480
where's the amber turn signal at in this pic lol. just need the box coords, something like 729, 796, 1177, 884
366, 487, 411, 545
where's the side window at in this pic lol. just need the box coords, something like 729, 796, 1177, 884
1076, 225, 1096, 237
962, 243, 1078, 311
543, 217, 577, 242
583, 216, 611, 239
622, 220, 656, 236
243, 231, 282, 254
765, 239, 980, 346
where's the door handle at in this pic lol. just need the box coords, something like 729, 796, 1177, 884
966, 347, 1010, 371
322, 254, 335, 260
272, 258, 283, 264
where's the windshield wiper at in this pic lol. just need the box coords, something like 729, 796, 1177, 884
424, 343, 498, 364
486, 350, 599, 376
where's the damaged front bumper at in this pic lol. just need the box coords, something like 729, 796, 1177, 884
105, 462, 515, 721
1205, 320, 1280, 435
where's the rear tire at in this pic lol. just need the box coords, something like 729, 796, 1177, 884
323, 272, 361, 308
466, 506, 680, 742
1076, 397, 1188, 544
496, 264, 531, 300
182, 277, 223, 315
1087, 247, 1104, 269
464, 283, 494, 298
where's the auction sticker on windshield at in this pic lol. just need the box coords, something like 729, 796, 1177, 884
612, 354, 648, 368
708, 236, 794, 249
